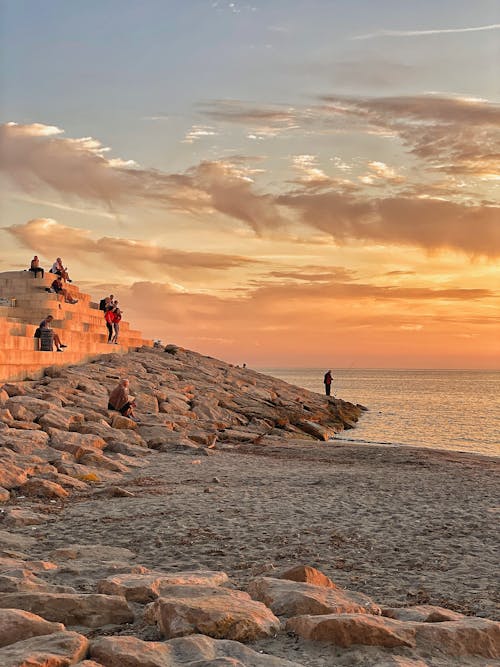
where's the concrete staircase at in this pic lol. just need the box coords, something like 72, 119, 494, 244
0, 271, 152, 382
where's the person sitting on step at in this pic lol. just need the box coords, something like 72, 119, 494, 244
39, 315, 67, 352
50, 257, 72, 282
29, 256, 44, 278
108, 379, 137, 419
50, 276, 78, 304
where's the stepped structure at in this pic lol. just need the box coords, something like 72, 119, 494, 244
0, 270, 152, 381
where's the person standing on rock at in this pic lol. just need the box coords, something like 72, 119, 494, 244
108, 379, 136, 418
323, 370, 333, 396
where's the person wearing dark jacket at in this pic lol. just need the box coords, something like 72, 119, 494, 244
323, 370, 333, 396
108, 379, 136, 418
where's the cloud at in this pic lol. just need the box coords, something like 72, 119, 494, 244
278, 189, 500, 257
6, 218, 258, 276
0, 122, 283, 231
2, 117, 499, 257
353, 23, 500, 40
200, 100, 302, 137
319, 94, 500, 179
182, 125, 218, 144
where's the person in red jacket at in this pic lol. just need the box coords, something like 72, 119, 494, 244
104, 306, 115, 343
111, 305, 122, 345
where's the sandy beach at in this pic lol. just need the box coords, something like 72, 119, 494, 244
1, 348, 498, 665
30, 441, 499, 618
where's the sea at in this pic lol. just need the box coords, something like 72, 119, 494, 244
259, 368, 500, 458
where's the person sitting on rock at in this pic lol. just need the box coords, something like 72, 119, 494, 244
50, 276, 78, 304
108, 379, 136, 419
50, 257, 72, 282
39, 315, 67, 352
29, 255, 44, 278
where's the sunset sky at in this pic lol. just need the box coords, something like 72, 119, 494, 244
0, 0, 499, 368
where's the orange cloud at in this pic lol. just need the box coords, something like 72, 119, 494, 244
7, 218, 258, 277
82, 279, 498, 368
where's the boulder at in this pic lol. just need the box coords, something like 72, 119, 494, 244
54, 460, 122, 484
6, 396, 59, 418
296, 420, 337, 440
0, 462, 29, 489
0, 570, 73, 593
110, 415, 137, 430
414, 617, 500, 658
0, 630, 88, 667
382, 605, 465, 623
3, 508, 49, 527
0, 487, 10, 502
91, 634, 302, 667
49, 429, 108, 454
8, 404, 36, 422
0, 608, 65, 648
97, 570, 229, 603
247, 577, 380, 617
145, 587, 280, 641
286, 613, 416, 648
38, 408, 85, 431
21, 478, 69, 499
0, 592, 134, 628
279, 565, 336, 589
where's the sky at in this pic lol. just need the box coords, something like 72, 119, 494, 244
0, 0, 499, 368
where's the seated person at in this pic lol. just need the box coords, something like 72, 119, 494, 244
108, 379, 136, 419
39, 315, 67, 352
50, 258, 72, 282
29, 256, 44, 278
50, 276, 78, 304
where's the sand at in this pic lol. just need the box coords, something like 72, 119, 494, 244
25, 440, 499, 636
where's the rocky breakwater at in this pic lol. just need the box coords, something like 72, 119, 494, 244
0, 345, 498, 666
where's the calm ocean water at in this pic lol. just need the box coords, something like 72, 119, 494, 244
260, 369, 500, 458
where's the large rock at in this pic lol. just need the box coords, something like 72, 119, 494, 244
248, 577, 380, 617
0, 462, 29, 489
0, 486, 10, 502
296, 420, 337, 440
0, 630, 89, 667
382, 605, 464, 623
286, 613, 416, 648
0, 592, 134, 628
21, 478, 69, 499
6, 396, 58, 418
279, 565, 336, 589
144, 587, 280, 641
2, 508, 49, 527
414, 617, 500, 658
97, 570, 229, 603
0, 608, 65, 648
38, 408, 85, 431
91, 634, 302, 667
49, 429, 108, 455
